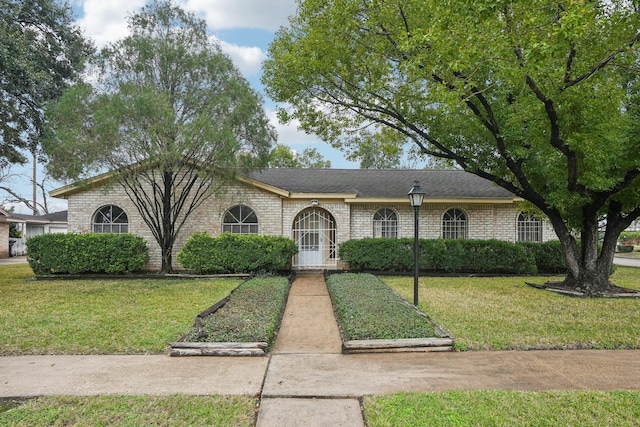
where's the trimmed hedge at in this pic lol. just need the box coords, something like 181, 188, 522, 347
27, 233, 149, 275
519, 240, 566, 274
177, 232, 299, 274
339, 238, 565, 274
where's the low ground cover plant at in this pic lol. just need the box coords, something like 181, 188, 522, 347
177, 232, 298, 274
383, 266, 640, 351
0, 264, 240, 355
183, 276, 289, 346
0, 395, 254, 426
364, 390, 640, 426
27, 233, 148, 275
326, 273, 437, 340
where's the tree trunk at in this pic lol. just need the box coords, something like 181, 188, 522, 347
161, 243, 173, 274
161, 171, 175, 273
550, 208, 623, 296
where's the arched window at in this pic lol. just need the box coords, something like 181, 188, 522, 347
442, 208, 467, 239
517, 212, 542, 242
373, 208, 398, 238
223, 205, 258, 234
93, 205, 128, 233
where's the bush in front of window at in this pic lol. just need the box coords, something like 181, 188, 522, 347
26, 233, 149, 275
339, 238, 541, 274
177, 232, 299, 274
518, 241, 566, 274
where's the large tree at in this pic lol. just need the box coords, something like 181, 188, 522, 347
45, 0, 276, 272
0, 0, 92, 167
263, 0, 640, 295
268, 143, 331, 168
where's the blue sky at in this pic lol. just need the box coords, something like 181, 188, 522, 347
67, 0, 357, 164
6, 0, 358, 213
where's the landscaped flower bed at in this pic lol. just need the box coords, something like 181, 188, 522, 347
171, 276, 290, 356
326, 273, 452, 353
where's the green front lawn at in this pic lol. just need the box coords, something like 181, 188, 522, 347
364, 390, 640, 427
0, 395, 255, 426
0, 264, 240, 355
383, 267, 640, 350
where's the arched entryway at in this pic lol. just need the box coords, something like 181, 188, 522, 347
292, 208, 337, 269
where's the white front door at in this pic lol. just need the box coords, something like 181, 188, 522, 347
293, 208, 336, 269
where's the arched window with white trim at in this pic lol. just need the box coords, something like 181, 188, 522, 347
223, 205, 258, 234
373, 208, 398, 238
517, 212, 542, 242
442, 208, 467, 239
93, 205, 129, 233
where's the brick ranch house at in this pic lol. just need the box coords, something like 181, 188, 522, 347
50, 168, 557, 270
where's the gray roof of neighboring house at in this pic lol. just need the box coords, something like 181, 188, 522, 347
247, 169, 515, 199
10, 210, 68, 223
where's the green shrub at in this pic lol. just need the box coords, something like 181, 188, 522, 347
518, 241, 566, 274
177, 232, 298, 274
339, 238, 537, 274
617, 245, 634, 253
27, 233, 148, 275
619, 231, 640, 245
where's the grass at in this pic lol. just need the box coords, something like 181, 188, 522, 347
0, 395, 255, 426
0, 264, 241, 355
327, 273, 437, 340
382, 266, 640, 350
364, 390, 640, 426
184, 276, 290, 345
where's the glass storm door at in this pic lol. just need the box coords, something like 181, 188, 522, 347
293, 208, 336, 268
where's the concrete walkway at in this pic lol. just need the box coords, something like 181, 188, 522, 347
1, 272, 640, 425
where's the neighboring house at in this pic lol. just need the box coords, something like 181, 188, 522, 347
0, 210, 68, 258
0, 208, 11, 258
50, 168, 556, 270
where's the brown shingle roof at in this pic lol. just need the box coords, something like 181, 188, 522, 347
247, 169, 514, 199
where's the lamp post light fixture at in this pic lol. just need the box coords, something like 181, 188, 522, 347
408, 181, 426, 306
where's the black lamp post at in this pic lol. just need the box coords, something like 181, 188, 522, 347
408, 181, 426, 306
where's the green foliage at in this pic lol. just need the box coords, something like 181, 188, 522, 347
617, 245, 634, 253
326, 273, 436, 340
43, 1, 276, 272
185, 277, 289, 345
268, 143, 331, 168
177, 232, 299, 274
339, 238, 538, 274
263, 0, 640, 291
619, 231, 640, 245
8, 222, 21, 238
0, 0, 92, 166
26, 233, 148, 275
518, 241, 566, 274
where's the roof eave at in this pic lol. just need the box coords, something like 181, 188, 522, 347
345, 197, 522, 204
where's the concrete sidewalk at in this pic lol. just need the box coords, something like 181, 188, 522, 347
1, 272, 640, 425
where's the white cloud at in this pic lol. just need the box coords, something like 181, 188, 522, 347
266, 108, 320, 146
76, 0, 147, 48
179, 0, 296, 31
216, 38, 266, 76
